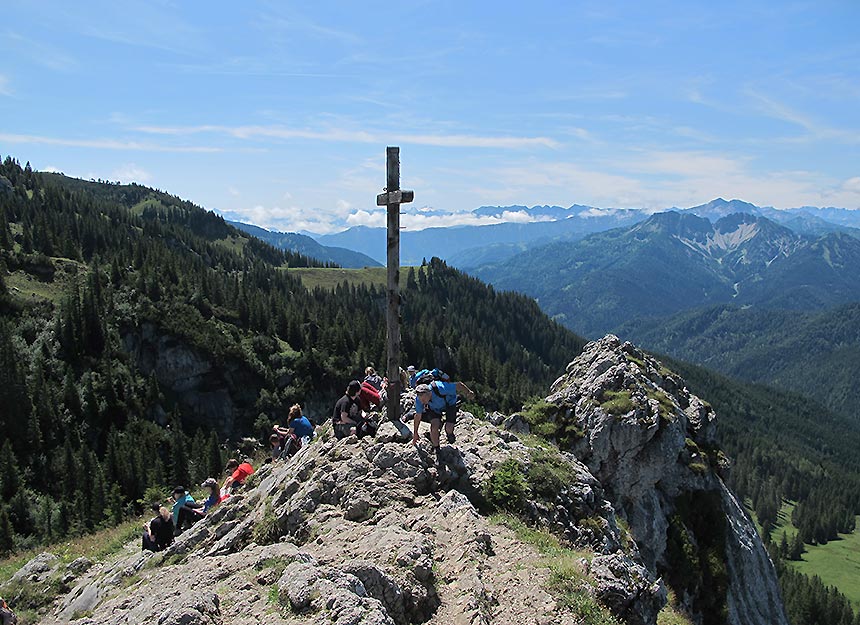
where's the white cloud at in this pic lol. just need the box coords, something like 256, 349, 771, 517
134, 124, 559, 149
0, 74, 11, 96
842, 177, 860, 195
111, 163, 152, 184
228, 186, 240, 197
0, 132, 221, 153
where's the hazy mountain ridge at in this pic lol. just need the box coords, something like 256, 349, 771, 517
473, 210, 860, 337
228, 220, 381, 268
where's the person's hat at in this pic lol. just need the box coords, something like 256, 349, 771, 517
415, 383, 431, 394
407, 365, 416, 372
201, 477, 218, 489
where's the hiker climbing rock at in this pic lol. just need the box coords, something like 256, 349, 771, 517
412, 379, 475, 454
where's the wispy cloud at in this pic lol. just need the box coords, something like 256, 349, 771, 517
110, 163, 152, 184
0, 132, 221, 153
0, 74, 10, 96
135, 124, 559, 149
747, 90, 860, 144
3, 32, 78, 72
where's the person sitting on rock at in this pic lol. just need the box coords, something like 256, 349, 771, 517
358, 378, 382, 412
412, 379, 476, 454
200, 477, 224, 512
170, 486, 204, 535
332, 380, 376, 439
364, 366, 384, 392
142, 504, 174, 552
1, 595, 18, 625
222, 458, 254, 493
270, 432, 285, 460
288, 404, 314, 441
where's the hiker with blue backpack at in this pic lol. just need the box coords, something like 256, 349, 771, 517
408, 366, 450, 389
412, 378, 476, 455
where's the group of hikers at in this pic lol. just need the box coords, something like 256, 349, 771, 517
139, 363, 474, 555
141, 457, 255, 552
332, 364, 476, 456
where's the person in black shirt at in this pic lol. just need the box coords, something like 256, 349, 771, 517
332, 380, 362, 439
142, 504, 175, 552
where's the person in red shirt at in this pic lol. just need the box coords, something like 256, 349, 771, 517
222, 458, 254, 493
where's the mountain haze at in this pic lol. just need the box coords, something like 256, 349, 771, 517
228, 221, 381, 268
473, 211, 860, 337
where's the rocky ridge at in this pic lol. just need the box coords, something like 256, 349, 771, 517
2, 336, 787, 625
542, 335, 788, 625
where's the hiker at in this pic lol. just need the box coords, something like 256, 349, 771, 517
142, 504, 174, 552
332, 380, 376, 439
223, 458, 254, 493
358, 378, 382, 412
409, 367, 449, 388
398, 367, 410, 392
1, 596, 18, 625
412, 379, 476, 454
269, 432, 285, 460
200, 477, 223, 512
170, 486, 204, 535
364, 366, 384, 392
365, 366, 388, 403
406, 365, 417, 388
287, 403, 315, 442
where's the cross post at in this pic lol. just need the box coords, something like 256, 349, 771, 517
376, 147, 413, 421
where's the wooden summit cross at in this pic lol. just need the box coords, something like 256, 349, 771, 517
376, 147, 413, 420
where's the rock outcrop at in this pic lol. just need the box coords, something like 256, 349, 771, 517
3, 336, 789, 625
27, 407, 660, 624
544, 335, 788, 625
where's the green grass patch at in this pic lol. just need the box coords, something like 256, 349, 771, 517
527, 447, 576, 501
490, 513, 618, 624
286, 267, 389, 290
657, 590, 695, 625
789, 516, 860, 610
211, 235, 248, 255
484, 459, 528, 512
647, 387, 676, 417
520, 398, 583, 446
599, 390, 635, 416
0, 518, 141, 584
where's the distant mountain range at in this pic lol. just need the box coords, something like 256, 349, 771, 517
228, 221, 381, 268
471, 210, 860, 337
310, 198, 860, 268
314, 206, 645, 266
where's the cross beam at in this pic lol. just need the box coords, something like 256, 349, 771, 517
377, 146, 413, 421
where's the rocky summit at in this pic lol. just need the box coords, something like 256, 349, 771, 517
4, 336, 788, 625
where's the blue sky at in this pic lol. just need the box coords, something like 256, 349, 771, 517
2, 1, 858, 234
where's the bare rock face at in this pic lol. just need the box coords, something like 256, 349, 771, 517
33, 406, 662, 625
16, 335, 787, 625
546, 335, 788, 625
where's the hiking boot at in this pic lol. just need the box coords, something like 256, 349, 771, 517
446, 433, 456, 444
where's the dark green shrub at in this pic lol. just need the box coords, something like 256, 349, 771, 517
484, 459, 528, 512
527, 447, 576, 501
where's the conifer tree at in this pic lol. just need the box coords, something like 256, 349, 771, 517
0, 506, 14, 554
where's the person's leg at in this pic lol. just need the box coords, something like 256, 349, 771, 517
429, 417, 441, 448
444, 404, 457, 443
142, 531, 157, 552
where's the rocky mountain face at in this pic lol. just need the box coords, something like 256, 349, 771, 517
3, 338, 786, 625
543, 336, 787, 625
473, 210, 860, 336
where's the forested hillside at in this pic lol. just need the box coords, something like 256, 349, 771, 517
2, 156, 859, 624
619, 303, 860, 418
0, 155, 584, 554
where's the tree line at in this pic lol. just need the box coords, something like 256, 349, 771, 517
0, 155, 582, 554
